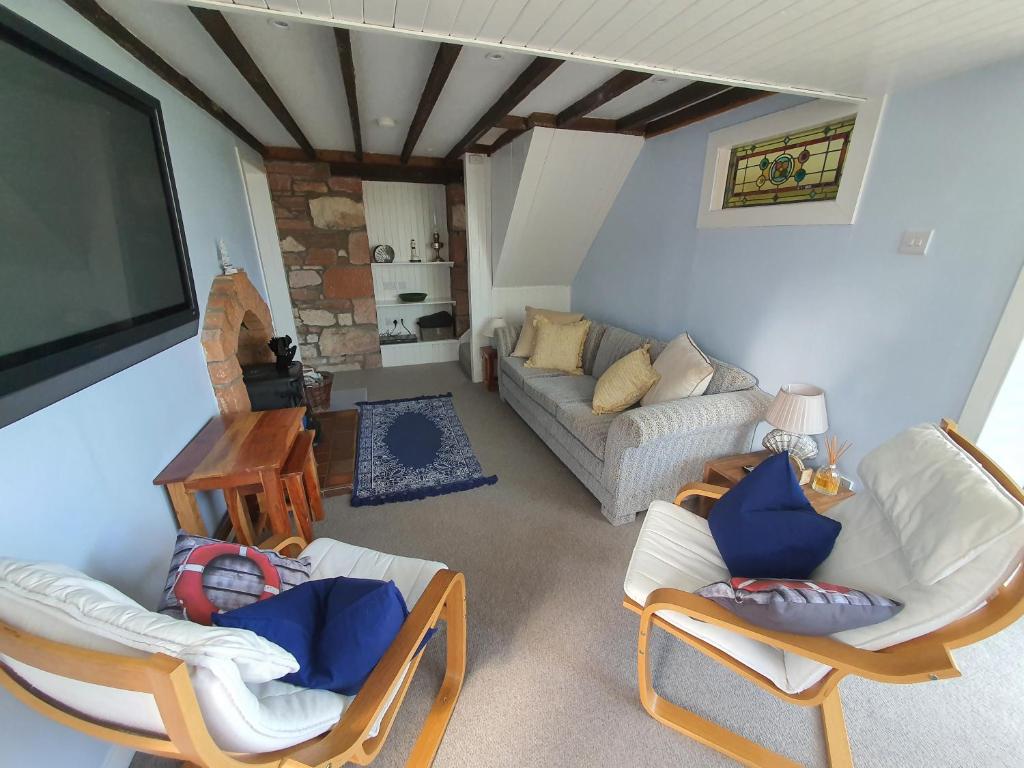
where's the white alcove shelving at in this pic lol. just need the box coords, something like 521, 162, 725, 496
364, 180, 460, 367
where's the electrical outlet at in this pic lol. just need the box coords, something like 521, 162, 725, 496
899, 230, 933, 255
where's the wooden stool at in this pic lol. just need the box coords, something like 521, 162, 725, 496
225, 430, 324, 545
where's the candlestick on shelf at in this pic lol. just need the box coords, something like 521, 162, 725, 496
409, 238, 420, 263
430, 231, 444, 262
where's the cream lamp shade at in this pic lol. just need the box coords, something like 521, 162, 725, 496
765, 383, 829, 434
481, 317, 507, 338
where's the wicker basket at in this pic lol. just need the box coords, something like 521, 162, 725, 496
303, 369, 334, 413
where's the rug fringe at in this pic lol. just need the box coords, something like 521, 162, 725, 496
355, 392, 453, 406
351, 474, 497, 507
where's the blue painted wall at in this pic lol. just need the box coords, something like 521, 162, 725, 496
573, 57, 1024, 476
0, 1, 271, 765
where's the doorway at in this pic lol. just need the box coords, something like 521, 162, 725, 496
962, 263, 1024, 482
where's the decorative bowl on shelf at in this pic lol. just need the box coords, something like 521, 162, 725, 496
399, 292, 428, 302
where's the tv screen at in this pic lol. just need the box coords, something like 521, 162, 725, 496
0, 8, 198, 428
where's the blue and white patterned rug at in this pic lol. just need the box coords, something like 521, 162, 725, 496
352, 393, 497, 506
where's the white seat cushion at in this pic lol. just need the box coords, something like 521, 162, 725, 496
0, 540, 447, 754
624, 500, 795, 693
859, 423, 1024, 585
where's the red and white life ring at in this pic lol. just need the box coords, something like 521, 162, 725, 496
173, 542, 281, 625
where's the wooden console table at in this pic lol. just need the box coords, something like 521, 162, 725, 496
154, 407, 306, 538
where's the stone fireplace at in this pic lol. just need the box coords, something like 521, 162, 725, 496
200, 270, 275, 413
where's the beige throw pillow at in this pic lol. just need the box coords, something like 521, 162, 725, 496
525, 317, 591, 375
593, 344, 660, 414
641, 333, 714, 406
511, 306, 584, 358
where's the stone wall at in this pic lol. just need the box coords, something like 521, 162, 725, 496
267, 161, 381, 371
446, 182, 469, 336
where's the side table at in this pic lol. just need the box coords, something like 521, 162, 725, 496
698, 450, 854, 517
153, 407, 307, 539
481, 346, 498, 391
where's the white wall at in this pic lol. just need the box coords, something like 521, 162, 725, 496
0, 2, 271, 766
490, 128, 642, 288
492, 286, 572, 322
363, 180, 448, 263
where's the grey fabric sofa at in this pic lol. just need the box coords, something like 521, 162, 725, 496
493, 320, 771, 525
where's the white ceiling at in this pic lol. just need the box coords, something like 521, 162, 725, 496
99, 1, 1024, 156
170, 0, 1024, 99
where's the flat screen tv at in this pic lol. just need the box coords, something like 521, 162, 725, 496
0, 8, 199, 428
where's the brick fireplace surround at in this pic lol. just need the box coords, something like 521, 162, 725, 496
200, 270, 274, 414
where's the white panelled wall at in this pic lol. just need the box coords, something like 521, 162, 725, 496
364, 181, 459, 367
363, 180, 448, 263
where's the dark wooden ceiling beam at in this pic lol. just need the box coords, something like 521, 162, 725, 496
496, 115, 528, 131
190, 8, 314, 158
62, 0, 264, 154
644, 87, 772, 137
446, 56, 563, 160
333, 28, 363, 162
487, 129, 526, 154
327, 161, 462, 184
556, 70, 651, 128
616, 81, 731, 132
401, 43, 461, 164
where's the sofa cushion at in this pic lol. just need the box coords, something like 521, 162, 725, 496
592, 327, 645, 379
858, 423, 1024, 585
511, 306, 583, 358
641, 333, 714, 406
581, 321, 608, 375
709, 452, 840, 579
593, 344, 659, 415
215, 577, 409, 695
705, 358, 757, 394
525, 375, 597, 416
556, 401, 617, 460
525, 317, 590, 374
695, 578, 903, 636
500, 355, 564, 390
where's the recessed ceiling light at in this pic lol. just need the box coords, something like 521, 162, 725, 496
485, 52, 504, 61
268, 19, 290, 30
376, 116, 396, 128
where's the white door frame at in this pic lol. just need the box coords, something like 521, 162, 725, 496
465, 153, 493, 383
960, 262, 1024, 439
236, 148, 301, 355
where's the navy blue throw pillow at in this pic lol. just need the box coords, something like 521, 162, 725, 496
214, 576, 408, 694
708, 452, 841, 579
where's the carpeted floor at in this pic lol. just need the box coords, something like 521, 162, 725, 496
134, 362, 1024, 768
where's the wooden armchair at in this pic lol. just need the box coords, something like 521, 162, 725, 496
0, 534, 466, 768
623, 419, 1024, 767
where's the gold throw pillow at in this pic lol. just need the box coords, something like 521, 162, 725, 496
592, 344, 660, 414
511, 306, 584, 358
525, 317, 591, 375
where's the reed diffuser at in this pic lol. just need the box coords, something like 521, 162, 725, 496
811, 435, 851, 496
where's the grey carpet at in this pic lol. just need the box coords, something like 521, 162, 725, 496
133, 362, 1024, 768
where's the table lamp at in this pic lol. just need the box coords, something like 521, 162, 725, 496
762, 383, 828, 468
481, 317, 507, 348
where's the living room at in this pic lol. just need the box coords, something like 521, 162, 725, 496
2, 2, 1024, 768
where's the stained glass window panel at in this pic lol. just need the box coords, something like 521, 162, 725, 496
722, 116, 856, 208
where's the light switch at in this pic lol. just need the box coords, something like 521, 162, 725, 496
899, 230, 933, 255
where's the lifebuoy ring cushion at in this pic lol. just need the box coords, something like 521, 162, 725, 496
173, 542, 282, 625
